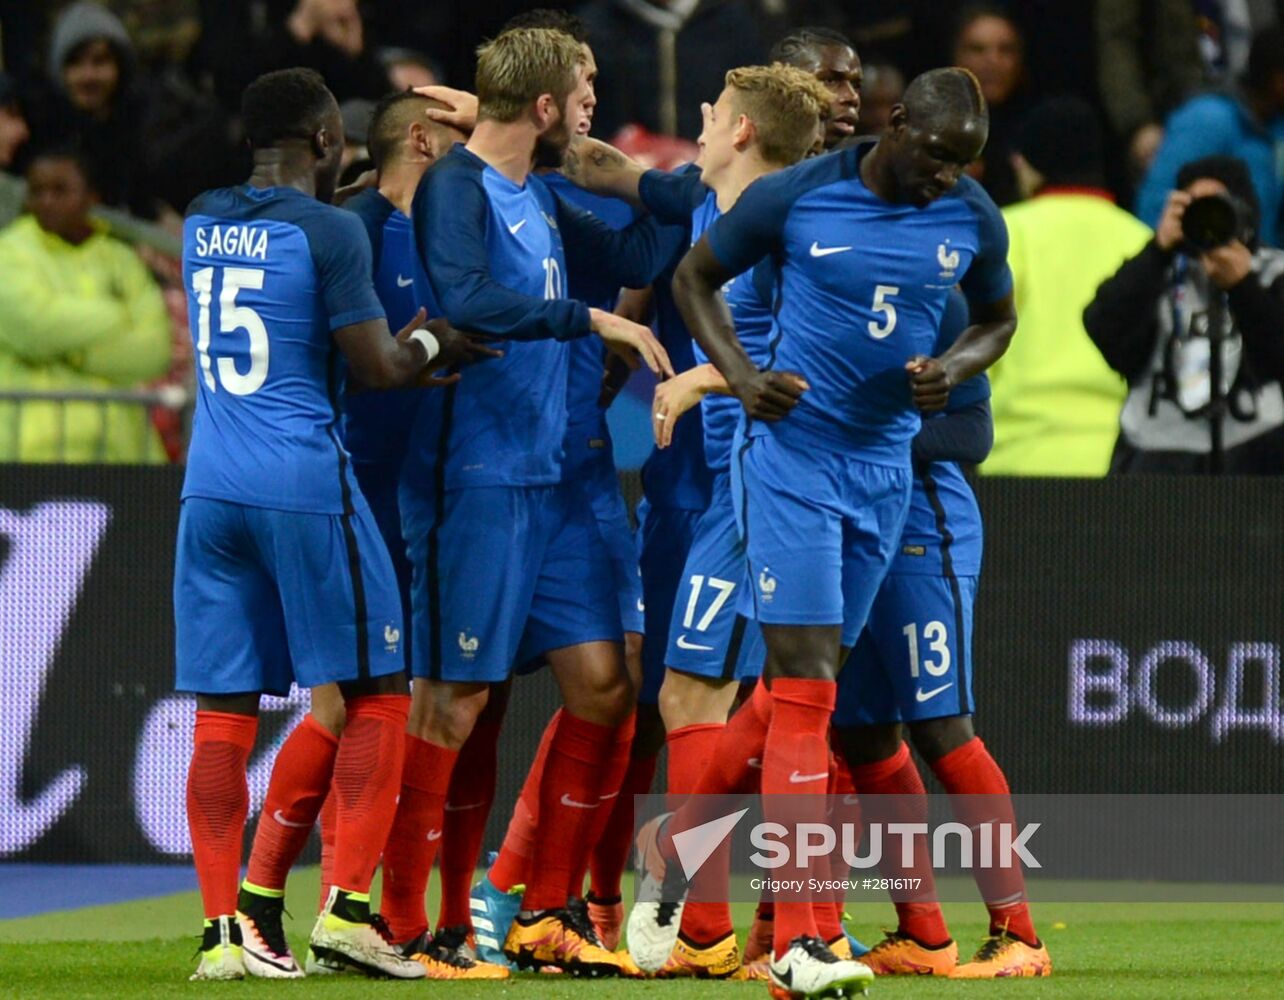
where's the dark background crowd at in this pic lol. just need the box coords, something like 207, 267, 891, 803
2, 0, 1281, 219
1, 0, 1283, 474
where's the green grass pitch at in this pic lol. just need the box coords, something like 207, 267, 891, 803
2, 868, 1281, 999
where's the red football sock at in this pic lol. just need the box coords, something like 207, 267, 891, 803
827, 753, 861, 931
245, 714, 338, 892
931, 737, 1037, 945
664, 680, 772, 859
667, 722, 735, 945
331, 695, 410, 898
521, 712, 613, 912
589, 749, 658, 901
568, 713, 636, 899
317, 789, 336, 910
761, 678, 835, 958
437, 712, 503, 929
187, 711, 258, 919
850, 742, 949, 947
810, 843, 844, 943
380, 732, 458, 941
490, 709, 561, 893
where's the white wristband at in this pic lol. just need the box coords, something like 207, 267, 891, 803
408, 328, 440, 363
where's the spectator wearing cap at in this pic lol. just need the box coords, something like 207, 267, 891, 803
0, 148, 171, 463
0, 74, 30, 226
27, 2, 150, 215
1085, 155, 1284, 473
1137, 24, 1284, 247
983, 97, 1154, 477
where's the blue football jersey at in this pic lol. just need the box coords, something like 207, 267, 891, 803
406, 145, 670, 491
895, 289, 987, 576
640, 168, 777, 472
638, 165, 715, 511
543, 172, 636, 479
706, 140, 1012, 464
181, 185, 385, 514
342, 188, 438, 481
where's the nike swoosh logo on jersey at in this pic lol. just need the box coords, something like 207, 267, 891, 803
676, 634, 715, 651
427, 829, 442, 841
788, 770, 829, 784
747, 758, 763, 769
272, 809, 310, 829
561, 793, 597, 809
444, 801, 483, 812
396, 274, 414, 287
508, 219, 527, 235
809, 241, 853, 257
916, 682, 954, 703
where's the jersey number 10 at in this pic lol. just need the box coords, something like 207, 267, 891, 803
190, 266, 270, 395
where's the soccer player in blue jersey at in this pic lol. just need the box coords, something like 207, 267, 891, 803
629, 67, 1019, 999
314, 90, 508, 982
834, 291, 1049, 979
449, 10, 668, 964
177, 68, 482, 983
341, 92, 467, 659
770, 26, 863, 152
561, 63, 833, 979
375, 27, 674, 976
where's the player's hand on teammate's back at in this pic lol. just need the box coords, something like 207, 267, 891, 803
425, 316, 504, 369
733, 370, 809, 421
906, 355, 952, 412
415, 85, 478, 132
590, 307, 674, 379
393, 309, 502, 388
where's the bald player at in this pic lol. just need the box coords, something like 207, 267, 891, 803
629, 68, 1018, 1000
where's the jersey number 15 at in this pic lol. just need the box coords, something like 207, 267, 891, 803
190, 266, 269, 395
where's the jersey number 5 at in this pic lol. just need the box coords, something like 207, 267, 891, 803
868, 284, 899, 340
191, 266, 270, 395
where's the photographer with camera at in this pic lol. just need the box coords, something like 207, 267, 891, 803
1084, 156, 1284, 473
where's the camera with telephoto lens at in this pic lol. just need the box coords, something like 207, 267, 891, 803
1180, 191, 1256, 253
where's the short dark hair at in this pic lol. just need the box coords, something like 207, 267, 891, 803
367, 89, 452, 170
241, 68, 336, 151
27, 144, 96, 190
501, 7, 588, 43
902, 66, 987, 127
1246, 24, 1284, 93
1176, 155, 1261, 229
769, 26, 854, 66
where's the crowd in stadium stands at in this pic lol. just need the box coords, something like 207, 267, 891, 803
0, 0, 1281, 471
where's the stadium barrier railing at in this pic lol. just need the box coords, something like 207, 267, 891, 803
0, 386, 191, 464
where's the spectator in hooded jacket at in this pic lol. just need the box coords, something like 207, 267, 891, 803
0, 148, 171, 463
26, 2, 152, 216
